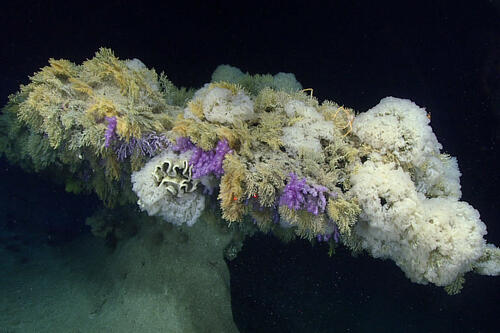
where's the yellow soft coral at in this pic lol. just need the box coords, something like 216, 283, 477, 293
278, 205, 329, 240
209, 81, 243, 95
187, 99, 205, 119
69, 77, 95, 97
86, 96, 118, 120
326, 197, 361, 237
172, 116, 218, 150
46, 58, 78, 78
218, 153, 247, 222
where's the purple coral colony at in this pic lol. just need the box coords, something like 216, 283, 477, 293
280, 172, 340, 243
104, 121, 340, 243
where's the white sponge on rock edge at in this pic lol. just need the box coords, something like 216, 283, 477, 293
131, 150, 206, 226
473, 244, 500, 276
348, 160, 487, 286
414, 154, 462, 199
185, 84, 255, 125
353, 97, 462, 200
353, 97, 441, 167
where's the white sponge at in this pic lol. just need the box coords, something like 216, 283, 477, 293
281, 100, 335, 155
186, 84, 255, 125
353, 97, 463, 199
353, 97, 441, 167
414, 154, 462, 199
349, 160, 486, 286
131, 150, 205, 226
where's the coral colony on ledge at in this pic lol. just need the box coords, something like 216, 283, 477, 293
1, 48, 498, 294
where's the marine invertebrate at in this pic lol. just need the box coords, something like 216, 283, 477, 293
153, 158, 199, 197
332, 105, 355, 137
218, 153, 247, 222
211, 64, 303, 95
172, 137, 233, 178
326, 197, 361, 238
1, 52, 498, 294
115, 132, 170, 161
348, 159, 486, 286
279, 172, 334, 215
189, 138, 233, 178
131, 150, 205, 226
104, 116, 117, 147
0, 48, 181, 206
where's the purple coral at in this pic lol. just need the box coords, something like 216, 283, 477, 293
317, 233, 331, 242
172, 137, 233, 179
317, 222, 340, 243
279, 172, 335, 215
304, 183, 330, 216
115, 132, 170, 161
104, 116, 117, 147
172, 136, 196, 153
189, 139, 232, 178
279, 172, 308, 211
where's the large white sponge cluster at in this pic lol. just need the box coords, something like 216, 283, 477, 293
349, 160, 487, 286
281, 100, 335, 155
414, 154, 462, 199
353, 97, 441, 166
353, 97, 462, 199
185, 84, 255, 125
131, 150, 205, 226
348, 97, 494, 286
